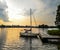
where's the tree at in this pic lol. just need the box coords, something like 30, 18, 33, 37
55, 5, 60, 28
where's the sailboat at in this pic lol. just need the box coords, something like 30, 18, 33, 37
20, 9, 39, 37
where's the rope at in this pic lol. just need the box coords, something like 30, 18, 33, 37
33, 16, 37, 26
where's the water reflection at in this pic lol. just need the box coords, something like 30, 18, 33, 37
0, 28, 7, 50
0, 28, 58, 50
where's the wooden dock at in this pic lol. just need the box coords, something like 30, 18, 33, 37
39, 32, 60, 44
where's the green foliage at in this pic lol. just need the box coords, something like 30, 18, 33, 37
48, 30, 60, 36
55, 5, 60, 26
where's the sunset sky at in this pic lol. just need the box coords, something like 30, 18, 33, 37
0, 0, 60, 26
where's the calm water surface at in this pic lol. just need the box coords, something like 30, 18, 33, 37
0, 28, 58, 50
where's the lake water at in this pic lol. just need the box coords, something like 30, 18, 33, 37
0, 28, 58, 50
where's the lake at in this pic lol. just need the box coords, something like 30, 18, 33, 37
0, 28, 58, 50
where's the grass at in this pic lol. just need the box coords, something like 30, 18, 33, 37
48, 30, 60, 36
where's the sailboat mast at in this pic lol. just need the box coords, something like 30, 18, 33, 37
30, 8, 32, 32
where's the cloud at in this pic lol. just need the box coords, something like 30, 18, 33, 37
22, 9, 36, 17
13, 0, 60, 25
0, 1, 9, 22
33, 0, 60, 25
4, 0, 60, 25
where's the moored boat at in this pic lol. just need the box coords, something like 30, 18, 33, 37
20, 29, 39, 38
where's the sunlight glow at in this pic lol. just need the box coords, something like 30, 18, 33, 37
0, 0, 4, 2
5, 0, 25, 22
8, 8, 25, 22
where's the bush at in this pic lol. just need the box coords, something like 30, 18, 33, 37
48, 30, 60, 36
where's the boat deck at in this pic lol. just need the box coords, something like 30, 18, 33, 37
20, 33, 39, 38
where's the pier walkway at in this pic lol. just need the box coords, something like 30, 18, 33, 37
38, 31, 60, 44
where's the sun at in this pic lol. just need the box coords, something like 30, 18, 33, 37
8, 8, 25, 22
0, 0, 4, 2
5, 0, 26, 24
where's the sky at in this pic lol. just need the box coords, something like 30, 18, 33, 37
0, 0, 60, 26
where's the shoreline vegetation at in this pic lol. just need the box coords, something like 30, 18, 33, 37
48, 29, 60, 50
48, 30, 60, 36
